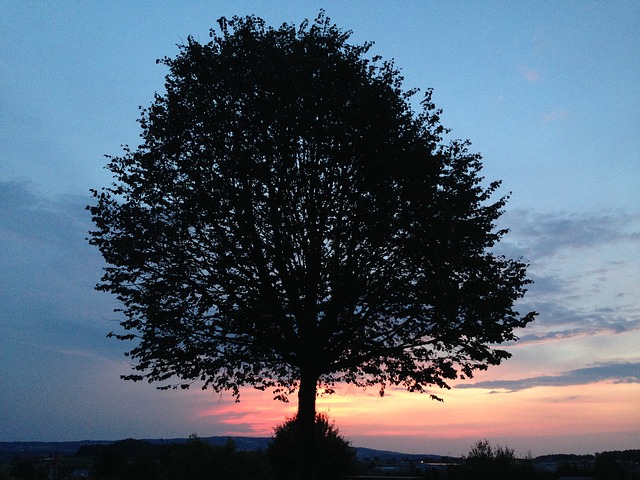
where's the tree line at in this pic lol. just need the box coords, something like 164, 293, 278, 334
3, 434, 638, 480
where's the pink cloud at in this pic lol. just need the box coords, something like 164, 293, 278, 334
519, 65, 541, 83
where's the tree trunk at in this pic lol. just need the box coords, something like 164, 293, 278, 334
296, 369, 318, 479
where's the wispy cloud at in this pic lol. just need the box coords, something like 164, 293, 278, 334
456, 361, 640, 392
0, 180, 116, 357
494, 208, 640, 351
515, 320, 640, 346
542, 109, 568, 122
498, 209, 640, 258
514, 295, 640, 330
0, 179, 90, 246
519, 65, 541, 83
30, 341, 109, 360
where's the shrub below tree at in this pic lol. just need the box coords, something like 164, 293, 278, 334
267, 414, 355, 480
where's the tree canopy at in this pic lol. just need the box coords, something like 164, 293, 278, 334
88, 12, 535, 474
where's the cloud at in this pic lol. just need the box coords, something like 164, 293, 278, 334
542, 109, 568, 122
0, 180, 118, 356
492, 208, 640, 355
0, 179, 96, 262
514, 320, 640, 345
456, 361, 640, 392
519, 65, 541, 83
496, 208, 640, 305
0, 179, 90, 246
512, 279, 640, 347
514, 295, 640, 330
497, 209, 640, 259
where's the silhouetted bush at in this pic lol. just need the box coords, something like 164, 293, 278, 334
92, 438, 159, 480
9, 460, 37, 480
267, 414, 355, 480
161, 436, 269, 480
451, 439, 536, 480
89, 436, 269, 480
595, 449, 640, 480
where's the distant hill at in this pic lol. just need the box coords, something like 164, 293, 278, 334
11, 437, 629, 466
0, 437, 267, 461
0, 437, 455, 463
535, 453, 595, 463
140, 436, 272, 452
353, 446, 452, 462
0, 440, 109, 461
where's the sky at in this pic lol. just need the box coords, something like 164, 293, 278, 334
1, 0, 638, 458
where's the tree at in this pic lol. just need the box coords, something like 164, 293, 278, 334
88, 11, 535, 479
268, 414, 355, 480
462, 440, 535, 480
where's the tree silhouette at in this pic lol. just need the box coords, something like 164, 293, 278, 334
462, 440, 535, 480
88, 11, 535, 479
268, 414, 355, 479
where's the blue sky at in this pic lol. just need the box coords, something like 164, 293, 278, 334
1, 1, 638, 456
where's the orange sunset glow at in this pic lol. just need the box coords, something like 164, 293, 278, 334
188, 353, 640, 456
